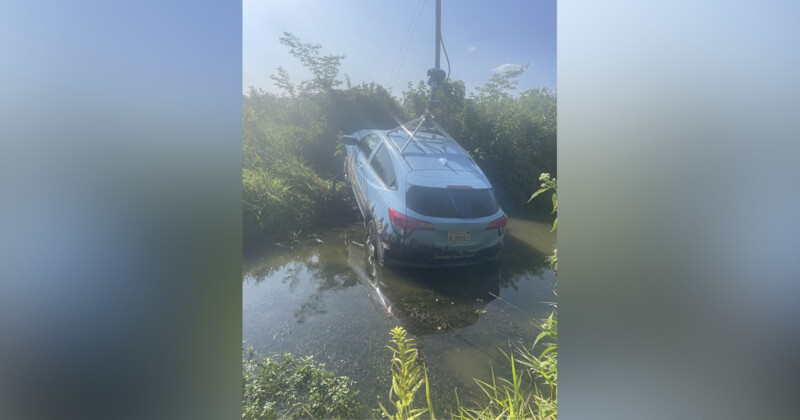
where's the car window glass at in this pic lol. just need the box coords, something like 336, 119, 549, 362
358, 134, 381, 158
406, 186, 498, 218
369, 144, 397, 188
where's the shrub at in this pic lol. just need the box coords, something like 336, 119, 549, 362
242, 350, 364, 419
402, 79, 557, 209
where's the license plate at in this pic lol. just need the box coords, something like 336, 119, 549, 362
447, 231, 470, 244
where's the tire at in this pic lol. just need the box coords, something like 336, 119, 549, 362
365, 219, 378, 259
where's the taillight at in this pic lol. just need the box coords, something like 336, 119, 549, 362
389, 208, 434, 236
486, 213, 508, 230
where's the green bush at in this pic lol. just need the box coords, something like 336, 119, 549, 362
403, 80, 557, 208
242, 95, 354, 244
242, 350, 364, 419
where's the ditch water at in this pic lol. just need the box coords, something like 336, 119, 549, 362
243, 215, 556, 416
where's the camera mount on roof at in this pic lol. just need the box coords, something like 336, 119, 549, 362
425, 67, 447, 113
427, 67, 446, 88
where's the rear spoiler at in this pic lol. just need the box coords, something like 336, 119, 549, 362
405, 170, 491, 190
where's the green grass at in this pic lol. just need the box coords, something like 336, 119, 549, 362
373, 323, 557, 420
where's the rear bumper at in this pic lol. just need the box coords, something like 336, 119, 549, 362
381, 241, 504, 268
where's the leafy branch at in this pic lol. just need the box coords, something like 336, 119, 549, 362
528, 173, 557, 272
379, 327, 434, 420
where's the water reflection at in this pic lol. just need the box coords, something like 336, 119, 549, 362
345, 238, 499, 335
244, 222, 554, 337
344, 226, 553, 336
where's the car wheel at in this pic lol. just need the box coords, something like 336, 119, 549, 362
365, 219, 378, 259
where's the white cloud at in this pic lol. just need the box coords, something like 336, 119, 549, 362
491, 63, 523, 73
467, 46, 476, 53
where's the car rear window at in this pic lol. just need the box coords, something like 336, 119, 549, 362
406, 186, 499, 218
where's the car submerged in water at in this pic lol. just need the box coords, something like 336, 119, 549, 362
341, 116, 508, 267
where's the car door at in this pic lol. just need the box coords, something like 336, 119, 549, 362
365, 142, 398, 225
353, 134, 381, 214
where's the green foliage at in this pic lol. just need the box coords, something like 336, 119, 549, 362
244, 34, 416, 245
449, 311, 556, 420
279, 32, 346, 92
523, 312, 557, 388
378, 327, 434, 420
243, 32, 557, 246
518, 311, 557, 420
529, 173, 558, 271
242, 87, 355, 244
242, 350, 364, 420
528, 173, 557, 215
270, 66, 296, 97
448, 280, 557, 420
475, 64, 531, 99
453, 350, 539, 420
545, 249, 557, 273
402, 75, 557, 208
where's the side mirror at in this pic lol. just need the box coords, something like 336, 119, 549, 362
340, 135, 358, 146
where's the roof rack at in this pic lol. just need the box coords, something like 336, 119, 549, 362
385, 115, 465, 156
383, 114, 484, 177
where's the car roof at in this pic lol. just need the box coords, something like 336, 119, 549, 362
348, 116, 493, 183
350, 128, 489, 186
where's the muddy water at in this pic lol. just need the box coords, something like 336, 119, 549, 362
243, 216, 556, 416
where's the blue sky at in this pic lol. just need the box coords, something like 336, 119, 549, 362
243, 0, 556, 96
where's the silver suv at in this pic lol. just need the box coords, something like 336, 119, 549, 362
341, 117, 507, 267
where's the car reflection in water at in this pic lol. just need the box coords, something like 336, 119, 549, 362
345, 233, 501, 336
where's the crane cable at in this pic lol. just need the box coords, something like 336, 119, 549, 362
386, 0, 421, 89
388, 0, 427, 92
440, 33, 450, 80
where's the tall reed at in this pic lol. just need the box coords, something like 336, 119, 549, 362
378, 326, 435, 420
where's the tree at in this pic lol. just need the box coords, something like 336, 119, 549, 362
475, 63, 530, 100
270, 66, 296, 97
278, 32, 346, 93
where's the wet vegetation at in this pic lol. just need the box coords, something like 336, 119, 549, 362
243, 32, 556, 246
